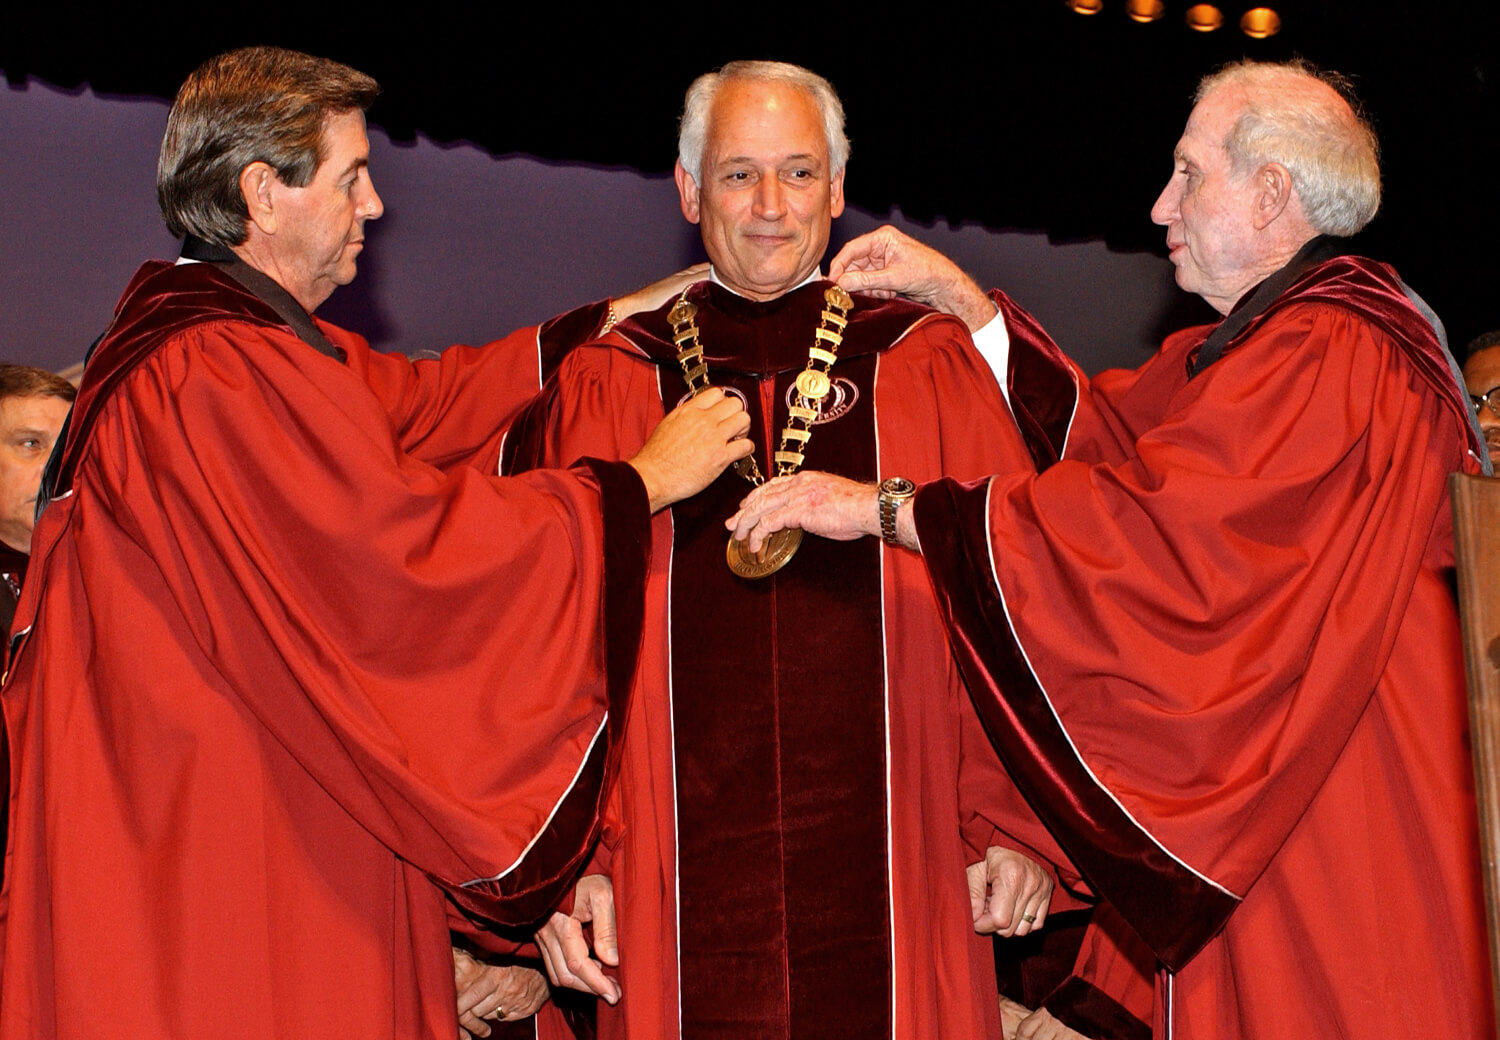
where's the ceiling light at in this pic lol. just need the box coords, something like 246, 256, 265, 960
1126, 0, 1165, 21
1064, 0, 1105, 14
1184, 4, 1224, 30
1240, 7, 1282, 38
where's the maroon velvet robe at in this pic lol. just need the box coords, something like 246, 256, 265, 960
504, 280, 1070, 1040
917, 258, 1493, 1037
0, 260, 647, 1039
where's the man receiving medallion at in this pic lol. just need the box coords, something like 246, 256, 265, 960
503, 61, 1060, 1040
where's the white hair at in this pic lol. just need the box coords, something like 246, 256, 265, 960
1197, 60, 1381, 237
677, 60, 850, 183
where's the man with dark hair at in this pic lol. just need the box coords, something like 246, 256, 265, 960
156, 47, 382, 247
0, 364, 74, 631
0, 46, 750, 1039
507, 60, 1059, 1040
1464, 329, 1500, 469
730, 60, 1492, 1038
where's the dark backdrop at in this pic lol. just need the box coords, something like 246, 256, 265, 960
3, 2, 1495, 368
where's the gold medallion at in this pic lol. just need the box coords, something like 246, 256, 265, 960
726, 527, 803, 580
795, 369, 832, 400
665, 285, 854, 581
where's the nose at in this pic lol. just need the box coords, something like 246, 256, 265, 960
360, 174, 384, 222
753, 176, 785, 220
1150, 175, 1179, 227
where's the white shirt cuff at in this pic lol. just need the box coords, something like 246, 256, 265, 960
970, 307, 1011, 406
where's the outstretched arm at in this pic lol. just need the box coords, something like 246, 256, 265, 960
610, 263, 711, 325
726, 472, 918, 554
829, 226, 997, 333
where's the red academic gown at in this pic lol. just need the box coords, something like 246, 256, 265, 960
915, 257, 1493, 1038
504, 280, 1073, 1040
0, 260, 649, 1039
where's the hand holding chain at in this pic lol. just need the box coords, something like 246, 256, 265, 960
666, 285, 855, 578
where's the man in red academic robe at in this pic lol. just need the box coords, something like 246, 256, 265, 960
0, 46, 753, 1040
508, 61, 1063, 1040
729, 60, 1493, 1039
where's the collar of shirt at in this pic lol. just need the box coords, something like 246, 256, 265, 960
707, 265, 823, 300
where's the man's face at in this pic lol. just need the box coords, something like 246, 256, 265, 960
675, 79, 845, 301
1150, 86, 1268, 315
268, 109, 384, 313
0, 393, 71, 553
1464, 345, 1500, 468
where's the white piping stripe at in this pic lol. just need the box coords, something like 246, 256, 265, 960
461, 711, 609, 886
495, 334, 549, 474
471, 326, 602, 881
669, 581, 683, 1040
1058, 365, 1081, 460
873, 352, 898, 1034
980, 478, 1239, 900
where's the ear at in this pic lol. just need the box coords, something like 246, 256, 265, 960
829, 166, 846, 220
675, 160, 701, 225
1251, 162, 1292, 230
239, 162, 279, 235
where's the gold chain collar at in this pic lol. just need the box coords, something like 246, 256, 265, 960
665, 284, 856, 578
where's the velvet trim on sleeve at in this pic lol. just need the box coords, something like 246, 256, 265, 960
451, 457, 649, 924
913, 476, 1239, 971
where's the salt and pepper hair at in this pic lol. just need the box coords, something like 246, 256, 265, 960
1197, 59, 1381, 237
678, 61, 850, 184
157, 46, 380, 247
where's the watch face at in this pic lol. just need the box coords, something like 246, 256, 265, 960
881, 477, 916, 497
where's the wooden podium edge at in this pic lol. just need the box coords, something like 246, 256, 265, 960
1451, 471, 1500, 1037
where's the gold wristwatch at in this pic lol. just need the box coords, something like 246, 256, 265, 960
878, 477, 917, 546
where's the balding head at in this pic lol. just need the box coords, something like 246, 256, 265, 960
1196, 60, 1381, 237
1150, 60, 1379, 314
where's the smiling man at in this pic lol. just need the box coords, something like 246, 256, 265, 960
729, 60, 1492, 1039
503, 60, 1061, 1040
0, 46, 751, 1040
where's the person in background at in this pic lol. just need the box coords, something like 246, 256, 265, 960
1463, 328, 1500, 469
0, 364, 74, 635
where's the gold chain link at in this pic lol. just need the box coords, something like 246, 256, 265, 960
667, 285, 854, 488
